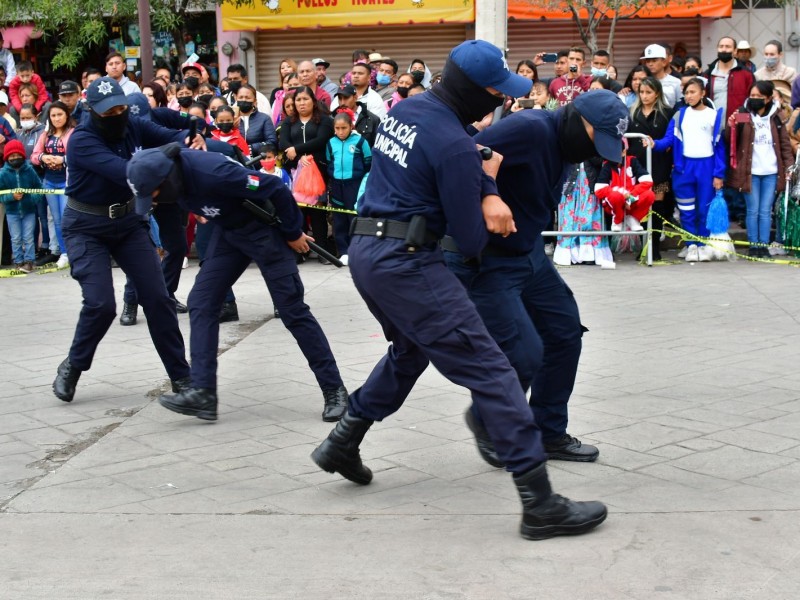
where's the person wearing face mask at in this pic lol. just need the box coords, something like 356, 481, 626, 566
310, 39, 607, 541
726, 81, 794, 257
223, 63, 272, 116
387, 73, 415, 109
51, 77, 206, 405
181, 64, 203, 96
442, 88, 628, 469
704, 36, 754, 121
755, 40, 797, 84
0, 140, 44, 273
235, 84, 277, 156
127, 144, 350, 423
407, 58, 432, 89
15, 104, 51, 264
374, 59, 399, 102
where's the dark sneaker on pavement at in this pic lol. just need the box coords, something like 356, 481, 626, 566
544, 434, 599, 462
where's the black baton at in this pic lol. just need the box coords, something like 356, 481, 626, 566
241, 200, 343, 268
187, 116, 198, 146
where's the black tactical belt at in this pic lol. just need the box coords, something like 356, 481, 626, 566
440, 235, 528, 258
67, 197, 134, 219
351, 217, 438, 244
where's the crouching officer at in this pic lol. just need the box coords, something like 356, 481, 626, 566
126, 145, 350, 422
444, 90, 629, 467
310, 40, 607, 540
53, 77, 205, 403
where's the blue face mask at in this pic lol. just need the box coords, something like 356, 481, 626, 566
376, 73, 391, 86
591, 67, 607, 77
765, 57, 779, 69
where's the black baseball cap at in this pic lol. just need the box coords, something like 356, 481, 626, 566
58, 81, 80, 95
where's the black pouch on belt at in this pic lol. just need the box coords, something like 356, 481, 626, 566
404, 214, 428, 251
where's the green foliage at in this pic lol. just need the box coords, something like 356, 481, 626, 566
0, 0, 254, 69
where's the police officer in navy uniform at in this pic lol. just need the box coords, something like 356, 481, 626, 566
52, 77, 205, 403
118, 93, 244, 326
310, 40, 607, 540
443, 90, 630, 468
126, 146, 350, 422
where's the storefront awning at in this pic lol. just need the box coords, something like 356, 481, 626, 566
508, 0, 731, 20
221, 0, 475, 31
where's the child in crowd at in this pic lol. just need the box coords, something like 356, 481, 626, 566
210, 105, 249, 155
594, 142, 655, 232
259, 143, 292, 188
531, 81, 559, 111
325, 109, 371, 264
15, 103, 50, 263
650, 77, 726, 262
32, 100, 74, 269
8, 61, 48, 113
0, 140, 44, 272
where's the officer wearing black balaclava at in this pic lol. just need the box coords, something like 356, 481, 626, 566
442, 89, 628, 471
310, 40, 609, 542
51, 77, 205, 406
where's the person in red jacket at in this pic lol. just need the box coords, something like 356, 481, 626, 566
704, 36, 755, 121
8, 61, 49, 113
209, 106, 249, 155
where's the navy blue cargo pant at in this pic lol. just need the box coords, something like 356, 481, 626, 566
444, 235, 583, 442
61, 206, 190, 380
347, 235, 547, 475
187, 220, 343, 391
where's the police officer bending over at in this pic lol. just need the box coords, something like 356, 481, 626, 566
310, 40, 607, 540
127, 145, 350, 422
445, 90, 630, 467
53, 77, 205, 403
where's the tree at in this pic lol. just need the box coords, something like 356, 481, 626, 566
0, 0, 249, 70
529, 0, 672, 54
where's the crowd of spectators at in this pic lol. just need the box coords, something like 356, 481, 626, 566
1, 37, 799, 271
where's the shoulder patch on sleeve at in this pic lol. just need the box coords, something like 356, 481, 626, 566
246, 174, 259, 191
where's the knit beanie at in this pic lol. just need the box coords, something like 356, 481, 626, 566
3, 139, 26, 161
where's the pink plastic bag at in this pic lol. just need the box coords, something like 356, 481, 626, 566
292, 157, 326, 205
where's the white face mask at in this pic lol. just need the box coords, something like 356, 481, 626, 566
20, 120, 36, 130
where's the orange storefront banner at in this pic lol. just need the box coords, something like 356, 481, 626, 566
508, 0, 732, 20
221, 0, 475, 31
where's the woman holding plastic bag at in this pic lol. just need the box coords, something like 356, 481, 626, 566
280, 86, 335, 264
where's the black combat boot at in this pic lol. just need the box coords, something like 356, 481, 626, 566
159, 387, 218, 421
219, 301, 239, 323
171, 376, 192, 393
311, 412, 374, 485
514, 463, 607, 540
321, 385, 348, 422
119, 302, 138, 326
464, 409, 504, 468
53, 358, 81, 402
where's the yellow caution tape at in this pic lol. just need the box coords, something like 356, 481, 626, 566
295, 202, 357, 215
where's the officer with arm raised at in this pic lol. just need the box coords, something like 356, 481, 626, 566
126, 145, 351, 422
52, 77, 205, 403
309, 40, 607, 541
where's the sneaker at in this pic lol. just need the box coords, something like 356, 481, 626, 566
56, 254, 69, 269
624, 215, 643, 231
685, 245, 699, 262
544, 243, 555, 256
769, 242, 788, 256
182, 256, 189, 269
697, 245, 712, 262
677, 246, 688, 258
339, 254, 349, 266
610, 222, 623, 232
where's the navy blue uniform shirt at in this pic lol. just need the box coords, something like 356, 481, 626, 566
66, 117, 186, 205
174, 150, 303, 241
358, 93, 498, 258
474, 109, 569, 253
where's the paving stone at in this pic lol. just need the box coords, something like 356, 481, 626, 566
669, 445, 795, 481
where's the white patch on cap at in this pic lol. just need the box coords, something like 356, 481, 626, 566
129, 104, 140, 115
201, 206, 221, 218
501, 56, 509, 71
98, 81, 114, 96
127, 179, 138, 197
616, 117, 629, 136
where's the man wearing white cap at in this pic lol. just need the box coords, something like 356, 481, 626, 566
312, 58, 339, 97
641, 44, 682, 107
735, 40, 756, 74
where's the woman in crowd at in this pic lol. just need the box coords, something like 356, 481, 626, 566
621, 65, 651, 108
627, 77, 675, 260
142, 81, 168, 108
208, 96, 228, 129
15, 103, 50, 264
388, 72, 415, 110
280, 85, 335, 263
726, 80, 793, 257
270, 58, 298, 105
272, 72, 300, 126
31, 101, 75, 268
174, 83, 194, 115
275, 91, 297, 143
235, 84, 277, 157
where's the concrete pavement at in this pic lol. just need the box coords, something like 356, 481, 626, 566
1, 250, 799, 598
